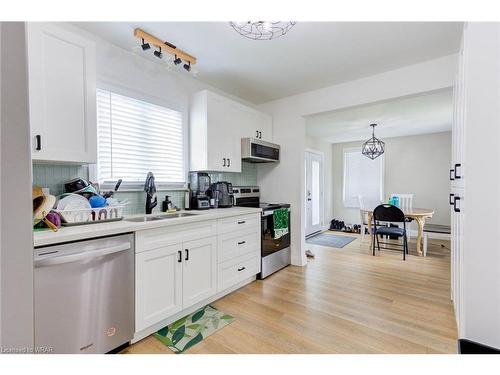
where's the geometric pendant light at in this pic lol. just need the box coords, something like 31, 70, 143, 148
362, 124, 385, 160
229, 21, 296, 40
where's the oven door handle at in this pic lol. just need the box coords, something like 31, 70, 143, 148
262, 208, 290, 217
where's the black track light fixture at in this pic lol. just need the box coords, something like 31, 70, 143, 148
141, 38, 150, 51
183, 61, 191, 72
153, 47, 162, 59
173, 55, 182, 65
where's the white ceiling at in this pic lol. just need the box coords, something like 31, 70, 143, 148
305, 89, 453, 143
74, 22, 462, 104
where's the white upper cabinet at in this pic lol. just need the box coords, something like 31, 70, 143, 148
27, 23, 97, 163
190, 90, 273, 172
238, 105, 273, 142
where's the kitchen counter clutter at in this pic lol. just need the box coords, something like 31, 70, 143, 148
33, 206, 262, 247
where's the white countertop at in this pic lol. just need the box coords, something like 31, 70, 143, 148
34, 207, 262, 247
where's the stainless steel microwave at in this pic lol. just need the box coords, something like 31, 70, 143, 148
241, 138, 280, 163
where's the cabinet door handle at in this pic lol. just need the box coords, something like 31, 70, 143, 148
223, 158, 226, 167
259, 131, 262, 139
449, 193, 455, 205
237, 220, 246, 224
449, 169, 455, 181
237, 266, 246, 272
178, 250, 182, 263
227, 158, 230, 167
455, 163, 462, 179
237, 241, 246, 245
256, 130, 259, 138
185, 249, 189, 261
453, 196, 461, 213
35, 134, 42, 151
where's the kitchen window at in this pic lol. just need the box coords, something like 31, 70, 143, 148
96, 89, 185, 188
343, 147, 384, 208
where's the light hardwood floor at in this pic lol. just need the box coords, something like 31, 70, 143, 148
123, 232, 457, 354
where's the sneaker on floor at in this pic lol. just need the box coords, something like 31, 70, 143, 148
305, 249, 315, 258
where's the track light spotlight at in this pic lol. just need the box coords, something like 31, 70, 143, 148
173, 55, 182, 65
183, 61, 191, 72
154, 47, 162, 59
141, 38, 150, 51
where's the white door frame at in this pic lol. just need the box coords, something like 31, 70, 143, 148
305, 149, 325, 237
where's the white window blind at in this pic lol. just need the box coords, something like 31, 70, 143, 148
97, 89, 184, 185
343, 148, 384, 208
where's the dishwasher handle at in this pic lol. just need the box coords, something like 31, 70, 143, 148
35, 243, 131, 268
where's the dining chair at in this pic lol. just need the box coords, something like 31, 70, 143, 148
390, 193, 414, 210
358, 195, 381, 244
372, 204, 409, 260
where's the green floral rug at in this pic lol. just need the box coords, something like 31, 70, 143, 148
154, 305, 234, 353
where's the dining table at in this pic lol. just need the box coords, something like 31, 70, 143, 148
361, 207, 435, 256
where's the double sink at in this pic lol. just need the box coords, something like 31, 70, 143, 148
124, 212, 197, 223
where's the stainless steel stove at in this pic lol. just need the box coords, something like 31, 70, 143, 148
233, 186, 291, 279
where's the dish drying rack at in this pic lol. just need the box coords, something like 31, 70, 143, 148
54, 205, 127, 226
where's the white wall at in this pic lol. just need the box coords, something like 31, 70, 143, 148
259, 54, 457, 266
331, 132, 452, 227
0, 22, 34, 350
67, 23, 259, 116
305, 136, 333, 229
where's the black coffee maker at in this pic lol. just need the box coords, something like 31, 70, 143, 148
208, 182, 234, 208
188, 172, 211, 210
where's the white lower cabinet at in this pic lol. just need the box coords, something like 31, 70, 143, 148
182, 237, 217, 307
135, 244, 183, 331
134, 214, 261, 337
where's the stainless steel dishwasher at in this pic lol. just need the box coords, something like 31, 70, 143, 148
34, 233, 134, 354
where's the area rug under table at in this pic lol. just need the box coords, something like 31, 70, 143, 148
306, 233, 357, 248
154, 305, 234, 353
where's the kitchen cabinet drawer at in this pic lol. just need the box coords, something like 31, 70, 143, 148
217, 214, 261, 234
136, 221, 217, 253
218, 254, 260, 292
218, 227, 260, 263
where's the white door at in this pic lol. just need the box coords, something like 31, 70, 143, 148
182, 236, 217, 307
305, 151, 324, 236
27, 22, 97, 163
135, 244, 183, 331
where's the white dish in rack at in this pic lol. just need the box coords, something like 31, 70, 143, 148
56, 194, 91, 211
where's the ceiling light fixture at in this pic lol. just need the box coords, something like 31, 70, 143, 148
153, 47, 162, 59
141, 38, 150, 51
229, 21, 296, 40
134, 28, 197, 71
362, 124, 385, 160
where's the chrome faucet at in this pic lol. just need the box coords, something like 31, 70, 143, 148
144, 172, 157, 214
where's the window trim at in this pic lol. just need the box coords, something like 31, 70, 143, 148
91, 81, 189, 191
342, 146, 385, 208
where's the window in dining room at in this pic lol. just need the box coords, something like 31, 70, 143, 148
343, 147, 384, 208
